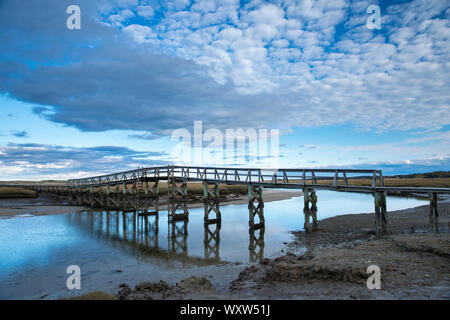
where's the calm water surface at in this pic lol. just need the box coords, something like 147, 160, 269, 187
0, 191, 426, 299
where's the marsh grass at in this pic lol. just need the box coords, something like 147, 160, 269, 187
0, 187, 37, 198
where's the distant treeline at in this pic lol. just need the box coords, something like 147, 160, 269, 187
388, 171, 450, 179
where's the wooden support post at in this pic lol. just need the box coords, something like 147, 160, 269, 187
203, 199, 222, 225
144, 180, 149, 195
203, 181, 208, 200
154, 180, 159, 197
169, 178, 187, 200
168, 198, 189, 223
214, 183, 219, 199
203, 181, 220, 200
373, 191, 388, 235
203, 182, 222, 224
248, 185, 264, 230
303, 187, 318, 232
183, 181, 187, 198
429, 192, 439, 233
89, 186, 94, 207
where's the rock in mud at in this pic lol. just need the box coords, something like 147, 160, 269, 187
116, 277, 216, 300
135, 280, 171, 294
175, 276, 214, 293
117, 284, 132, 300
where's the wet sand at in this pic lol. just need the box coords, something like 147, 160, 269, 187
0, 205, 88, 219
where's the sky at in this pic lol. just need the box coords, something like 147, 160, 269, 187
0, 0, 449, 180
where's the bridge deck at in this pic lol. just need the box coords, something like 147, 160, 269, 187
2, 166, 448, 194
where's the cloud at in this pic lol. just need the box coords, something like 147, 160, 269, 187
345, 157, 450, 175
11, 131, 29, 138
128, 132, 162, 140
299, 144, 317, 149
0, 143, 168, 180
0, 0, 448, 138
136, 5, 154, 19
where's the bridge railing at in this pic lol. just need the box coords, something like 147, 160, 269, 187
68, 166, 171, 188
169, 166, 384, 188
66, 166, 385, 188
5, 166, 450, 194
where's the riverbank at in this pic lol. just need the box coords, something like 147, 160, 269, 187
77, 201, 449, 300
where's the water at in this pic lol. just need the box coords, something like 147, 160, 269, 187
0, 191, 426, 299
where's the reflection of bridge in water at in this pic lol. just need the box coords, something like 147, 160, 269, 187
67, 199, 265, 264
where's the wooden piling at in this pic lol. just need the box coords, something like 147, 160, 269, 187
374, 191, 388, 235
429, 192, 439, 233
248, 185, 264, 229
303, 187, 318, 232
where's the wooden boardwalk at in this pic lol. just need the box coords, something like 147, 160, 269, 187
2, 165, 450, 235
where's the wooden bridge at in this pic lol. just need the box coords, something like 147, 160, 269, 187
3, 165, 450, 235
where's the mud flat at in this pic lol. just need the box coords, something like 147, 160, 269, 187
0, 205, 88, 218
0, 193, 87, 218
229, 202, 450, 299
72, 202, 449, 300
